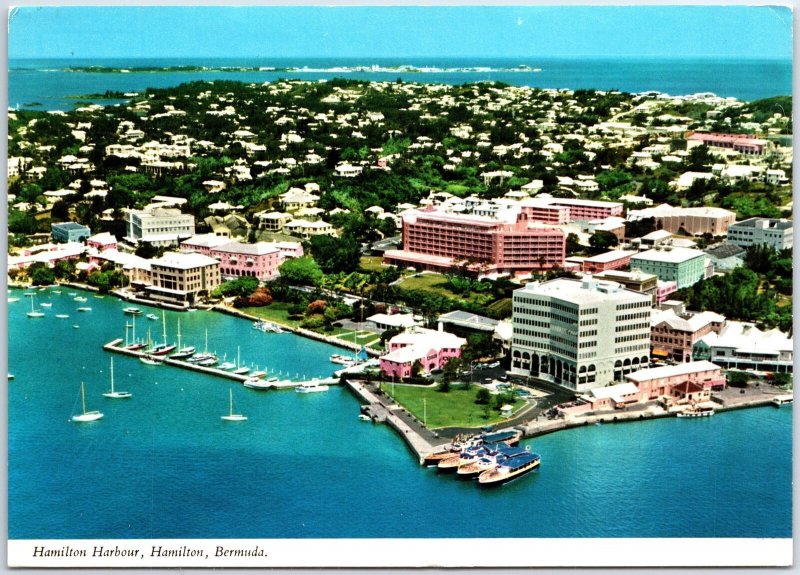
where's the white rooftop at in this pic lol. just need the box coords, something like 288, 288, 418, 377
625, 361, 721, 383
631, 247, 706, 264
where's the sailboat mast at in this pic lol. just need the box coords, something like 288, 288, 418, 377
81, 382, 87, 415
162, 309, 167, 347
237, 346, 241, 368
229, 387, 234, 416
110, 357, 115, 393
177, 319, 182, 351
132, 314, 137, 344
205, 328, 209, 354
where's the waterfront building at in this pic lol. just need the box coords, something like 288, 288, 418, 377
581, 250, 637, 274
51, 221, 91, 244
85, 232, 117, 252
650, 306, 726, 363
180, 234, 230, 256
510, 278, 652, 392
7, 242, 85, 270
88, 249, 152, 284
593, 269, 658, 304
693, 322, 793, 373
630, 247, 707, 289
686, 131, 770, 156
210, 241, 282, 281
384, 207, 565, 277
124, 206, 195, 247
627, 204, 736, 236
704, 243, 746, 271
625, 360, 726, 400
379, 327, 466, 378
145, 251, 221, 305
726, 218, 793, 251
557, 382, 642, 416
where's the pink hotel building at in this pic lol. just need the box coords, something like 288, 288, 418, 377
181, 235, 283, 281
384, 207, 566, 276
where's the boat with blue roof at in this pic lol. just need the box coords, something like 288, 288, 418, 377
478, 448, 541, 486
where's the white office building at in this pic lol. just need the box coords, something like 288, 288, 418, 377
125, 206, 196, 247
726, 218, 793, 252
511, 278, 652, 392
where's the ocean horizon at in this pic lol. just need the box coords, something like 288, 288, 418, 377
9, 56, 792, 111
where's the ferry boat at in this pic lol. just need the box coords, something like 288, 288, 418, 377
476, 429, 522, 447
771, 394, 793, 407
124, 307, 143, 315
438, 443, 495, 472
457, 446, 528, 479
295, 381, 330, 393
676, 405, 715, 418
478, 450, 541, 487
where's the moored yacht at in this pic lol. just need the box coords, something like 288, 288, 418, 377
478, 449, 541, 486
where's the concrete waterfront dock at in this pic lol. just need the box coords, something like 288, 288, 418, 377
345, 379, 441, 463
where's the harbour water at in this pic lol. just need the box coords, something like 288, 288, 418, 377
8, 288, 792, 539
9, 57, 792, 111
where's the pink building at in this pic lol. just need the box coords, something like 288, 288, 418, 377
651, 308, 726, 363
86, 232, 118, 252
686, 132, 769, 156
581, 250, 636, 274
379, 327, 467, 379
625, 360, 726, 400
210, 241, 282, 281
385, 208, 565, 276
180, 234, 229, 256
181, 235, 287, 281
543, 198, 624, 221
655, 280, 678, 304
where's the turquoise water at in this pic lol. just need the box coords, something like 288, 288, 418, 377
9, 57, 792, 110
7, 288, 792, 539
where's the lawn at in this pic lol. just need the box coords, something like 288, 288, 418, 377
358, 256, 386, 273
244, 302, 303, 328
382, 383, 527, 429
396, 273, 495, 306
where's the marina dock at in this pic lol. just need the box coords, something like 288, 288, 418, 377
103, 338, 340, 389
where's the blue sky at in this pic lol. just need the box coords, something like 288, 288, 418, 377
9, 5, 793, 60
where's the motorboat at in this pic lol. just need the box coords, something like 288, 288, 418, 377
124, 307, 143, 315
243, 376, 274, 390
146, 314, 159, 321
295, 380, 330, 394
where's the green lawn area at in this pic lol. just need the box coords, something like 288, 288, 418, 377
396, 272, 456, 296
327, 328, 378, 345
396, 273, 495, 306
358, 256, 386, 273
382, 383, 527, 429
243, 302, 303, 328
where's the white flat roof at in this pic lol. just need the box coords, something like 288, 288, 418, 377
631, 247, 706, 264
625, 360, 721, 382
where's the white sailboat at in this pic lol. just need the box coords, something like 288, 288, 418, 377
221, 387, 247, 421
233, 346, 250, 375
140, 327, 162, 365
102, 357, 132, 399
170, 319, 196, 359
27, 295, 45, 318
72, 382, 104, 422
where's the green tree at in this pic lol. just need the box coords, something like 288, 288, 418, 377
28, 263, 55, 286
475, 387, 492, 405
278, 256, 324, 287
588, 230, 619, 253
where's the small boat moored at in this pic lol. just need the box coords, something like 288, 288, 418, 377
295, 380, 330, 393
124, 307, 143, 315
771, 394, 793, 407
72, 382, 104, 423
676, 404, 716, 418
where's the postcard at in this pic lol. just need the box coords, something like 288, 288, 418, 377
6, 4, 793, 568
